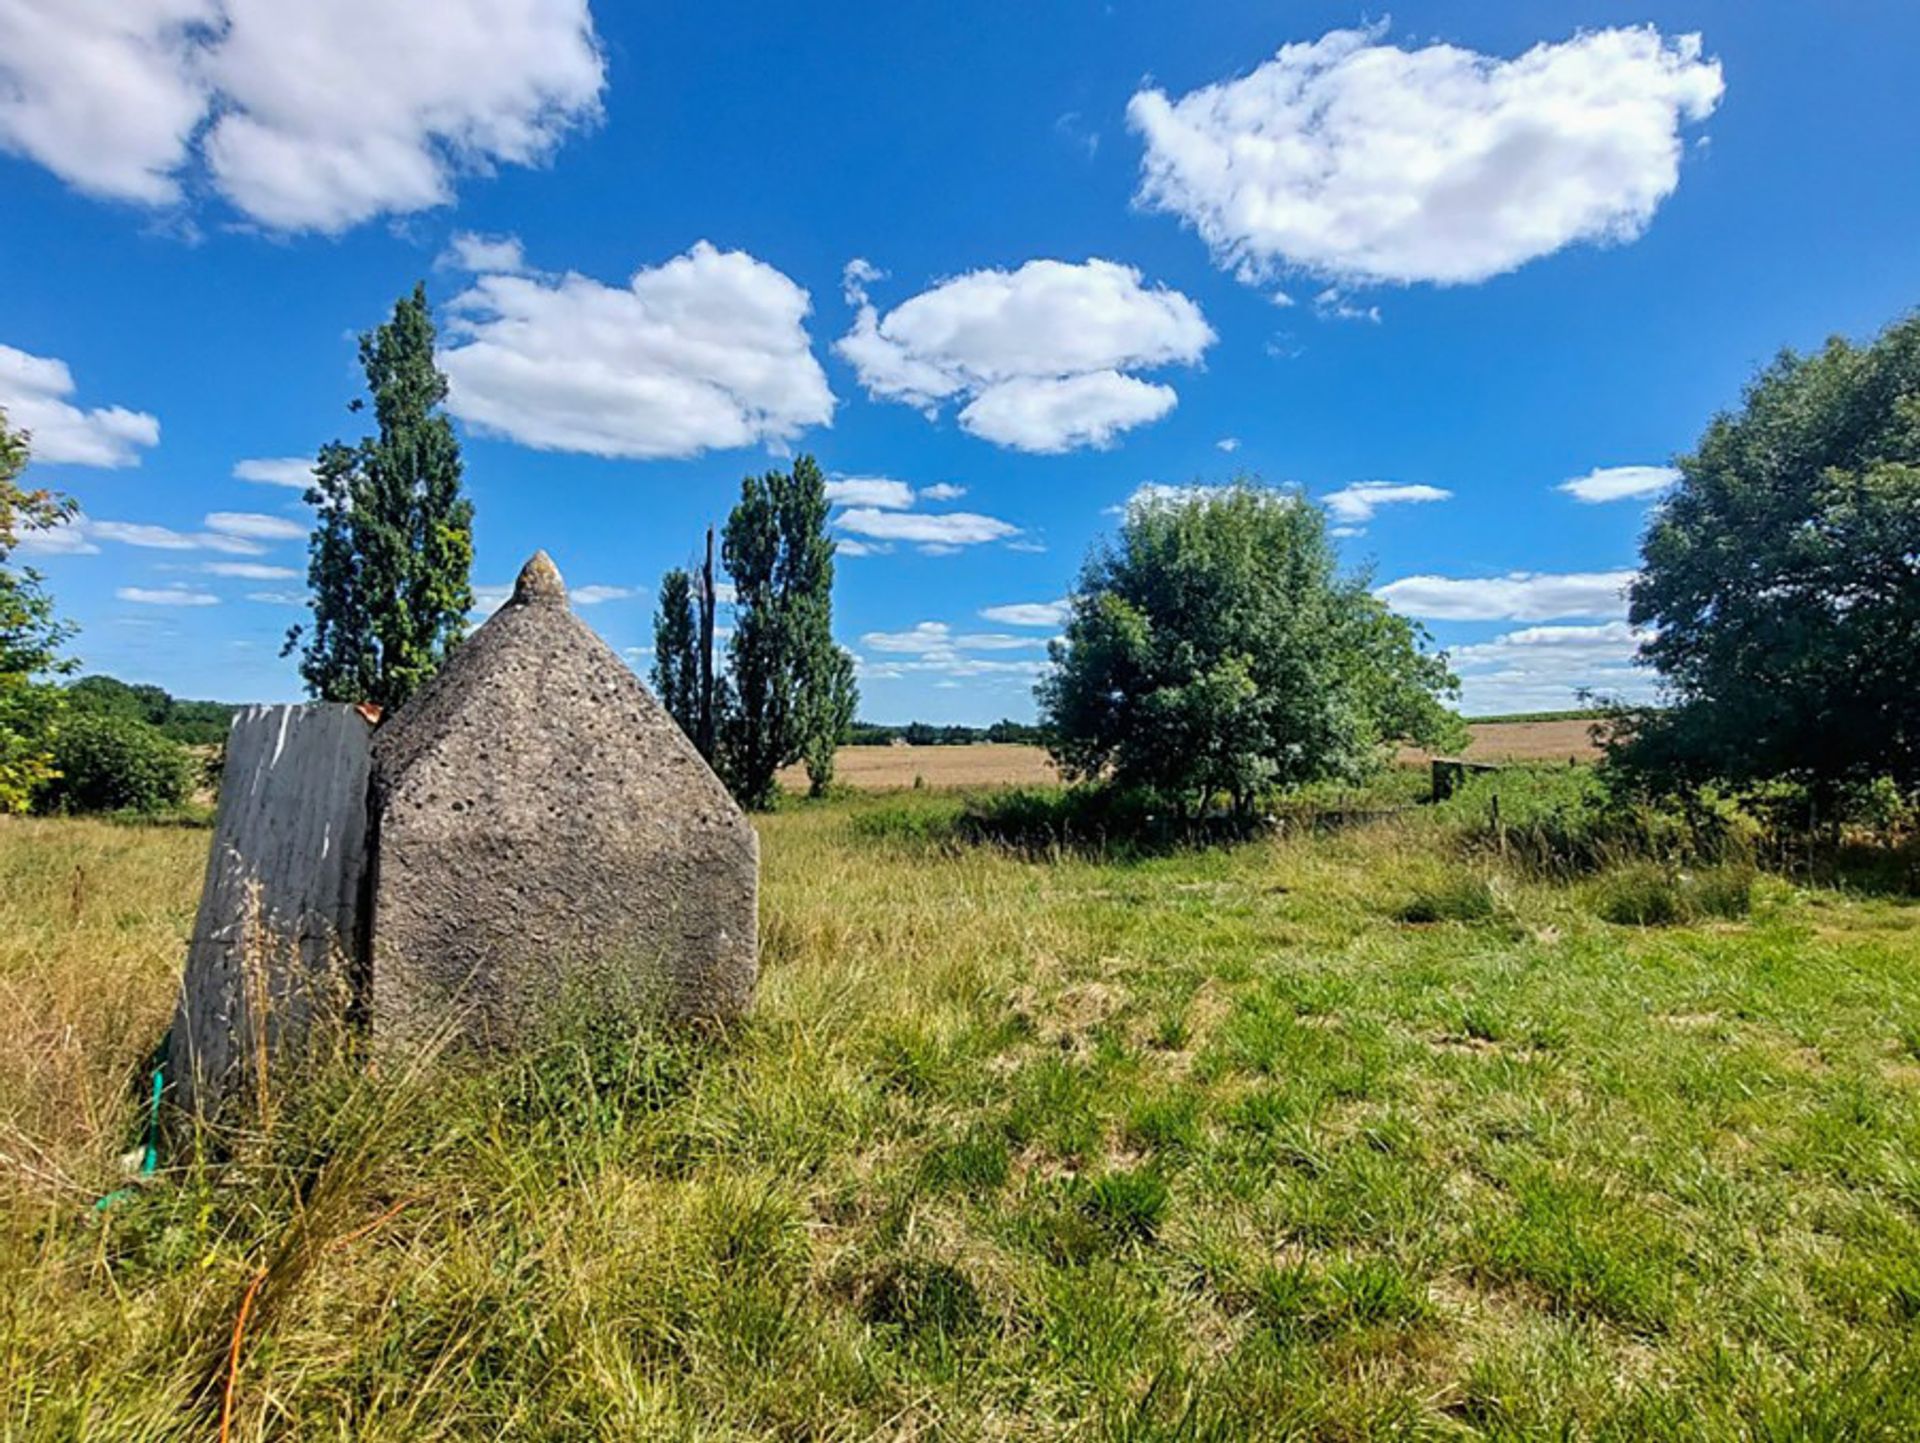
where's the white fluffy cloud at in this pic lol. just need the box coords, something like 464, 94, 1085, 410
826, 476, 915, 509
0, 0, 604, 232
1447, 621, 1654, 714
856, 621, 1050, 685
1129, 25, 1723, 289
571, 584, 633, 605
203, 561, 298, 579
980, 600, 1069, 628
233, 456, 315, 489
439, 239, 834, 460
205, 511, 307, 542
1322, 481, 1451, 524
117, 584, 219, 606
0, 343, 159, 467
1558, 464, 1680, 503
837, 258, 1213, 452
836, 507, 1021, 551
18, 514, 269, 556
1376, 569, 1636, 621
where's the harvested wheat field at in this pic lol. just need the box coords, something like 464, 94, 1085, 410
784, 719, 1602, 793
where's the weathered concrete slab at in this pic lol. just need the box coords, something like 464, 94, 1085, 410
368, 551, 757, 1050
169, 704, 373, 1118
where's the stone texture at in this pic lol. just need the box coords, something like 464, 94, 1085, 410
368, 551, 757, 1048
169, 703, 373, 1118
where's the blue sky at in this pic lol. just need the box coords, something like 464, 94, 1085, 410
4, 1, 1917, 724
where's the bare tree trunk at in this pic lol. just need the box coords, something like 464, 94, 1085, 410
697, 524, 717, 762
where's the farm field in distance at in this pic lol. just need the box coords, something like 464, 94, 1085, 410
780, 717, 1604, 792
5, 787, 1919, 1438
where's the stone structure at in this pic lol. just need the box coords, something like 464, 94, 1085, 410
367, 551, 758, 1048
169, 704, 374, 1117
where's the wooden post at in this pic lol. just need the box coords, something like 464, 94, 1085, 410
168, 704, 374, 1120
697, 524, 717, 762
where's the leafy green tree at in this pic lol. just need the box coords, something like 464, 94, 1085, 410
1039, 483, 1461, 816
651, 566, 702, 744
286, 283, 473, 710
0, 408, 77, 812
718, 455, 857, 808
800, 644, 857, 796
39, 711, 193, 815
1621, 311, 1920, 800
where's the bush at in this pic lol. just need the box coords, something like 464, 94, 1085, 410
1588, 862, 1756, 927
36, 712, 193, 815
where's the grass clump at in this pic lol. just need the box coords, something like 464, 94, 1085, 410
1589, 862, 1756, 926
1394, 870, 1499, 924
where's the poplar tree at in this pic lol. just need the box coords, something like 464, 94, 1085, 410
651, 566, 701, 744
286, 283, 473, 710
718, 454, 856, 807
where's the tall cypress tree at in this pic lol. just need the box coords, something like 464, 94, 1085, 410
718, 454, 856, 807
286, 283, 473, 710
651, 566, 701, 745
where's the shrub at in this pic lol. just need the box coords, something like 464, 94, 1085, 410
37, 712, 192, 815
1591, 864, 1685, 926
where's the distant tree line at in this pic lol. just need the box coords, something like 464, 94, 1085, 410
845, 720, 1049, 747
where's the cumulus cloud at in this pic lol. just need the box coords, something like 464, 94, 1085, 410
0, 0, 605, 232
438, 239, 834, 460
0, 343, 159, 467
205, 510, 307, 542
22, 514, 270, 556
118, 584, 219, 606
571, 584, 633, 605
826, 476, 916, 509
920, 482, 966, 501
1322, 480, 1452, 524
836, 507, 1021, 552
203, 561, 298, 579
855, 620, 1050, 685
1446, 621, 1653, 714
1129, 24, 1724, 290
1376, 569, 1636, 621
439, 232, 529, 275
837, 258, 1212, 452
1558, 464, 1680, 503
980, 600, 1069, 628
232, 456, 315, 489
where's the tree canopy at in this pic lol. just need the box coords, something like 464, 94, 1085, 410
0, 408, 77, 812
1039, 483, 1461, 814
717, 455, 856, 807
286, 283, 473, 711
651, 567, 701, 744
1621, 311, 1920, 797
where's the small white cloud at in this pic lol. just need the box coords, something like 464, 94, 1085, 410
439, 232, 528, 275
1322, 481, 1452, 524
118, 585, 219, 607
1129, 24, 1724, 289
864, 621, 954, 654
826, 476, 916, 509
81, 518, 268, 555
919, 481, 966, 501
980, 600, 1068, 627
13, 515, 100, 555
205, 510, 306, 541
0, 343, 159, 467
836, 537, 890, 558
232, 456, 315, 489
470, 582, 513, 617
570, 584, 634, 605
857, 620, 1051, 681
1558, 464, 1680, 504
204, 561, 298, 579
836, 257, 1212, 453
841, 257, 884, 307
246, 590, 304, 604
1108, 481, 1235, 515
440, 239, 834, 461
1215, 437, 1240, 453
836, 507, 1020, 548
1376, 569, 1636, 621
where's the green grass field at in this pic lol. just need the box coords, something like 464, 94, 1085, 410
4, 792, 1920, 1439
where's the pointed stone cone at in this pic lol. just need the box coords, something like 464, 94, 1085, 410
369, 550, 758, 1047
512, 549, 566, 607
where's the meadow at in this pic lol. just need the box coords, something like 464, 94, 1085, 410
4, 778, 1920, 1440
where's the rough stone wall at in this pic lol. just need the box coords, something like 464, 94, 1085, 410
169, 704, 373, 1118
368, 552, 758, 1049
